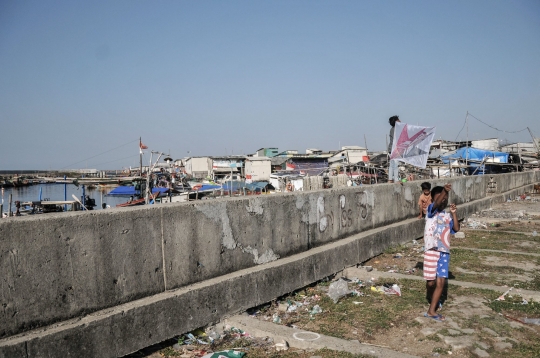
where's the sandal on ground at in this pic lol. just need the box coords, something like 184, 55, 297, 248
424, 313, 445, 321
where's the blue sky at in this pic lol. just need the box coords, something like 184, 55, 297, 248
1, 0, 539, 170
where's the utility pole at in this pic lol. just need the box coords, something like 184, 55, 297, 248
145, 151, 166, 204
140, 137, 143, 178
527, 127, 540, 153
465, 111, 469, 168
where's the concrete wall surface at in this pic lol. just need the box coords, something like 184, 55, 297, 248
0, 171, 538, 356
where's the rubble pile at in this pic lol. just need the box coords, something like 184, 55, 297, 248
166, 326, 276, 358
468, 208, 533, 220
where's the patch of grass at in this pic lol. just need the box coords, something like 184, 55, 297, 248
425, 334, 441, 342
159, 347, 181, 357
487, 295, 540, 318
406, 320, 421, 328
437, 328, 462, 336
383, 244, 408, 255
455, 230, 540, 253
273, 278, 428, 342
432, 346, 451, 355
512, 341, 540, 358
449, 248, 540, 290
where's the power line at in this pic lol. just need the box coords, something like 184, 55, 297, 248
60, 138, 139, 169
468, 113, 529, 134
454, 113, 467, 141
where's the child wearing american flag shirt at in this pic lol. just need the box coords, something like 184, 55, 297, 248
423, 183, 460, 321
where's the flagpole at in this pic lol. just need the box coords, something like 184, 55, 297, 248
465, 112, 469, 171
139, 137, 143, 177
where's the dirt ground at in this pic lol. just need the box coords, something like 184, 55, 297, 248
127, 194, 540, 358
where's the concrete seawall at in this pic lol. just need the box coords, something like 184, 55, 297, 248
1, 171, 538, 357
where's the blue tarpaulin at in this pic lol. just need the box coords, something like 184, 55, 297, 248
107, 186, 170, 196
221, 181, 269, 192
197, 184, 221, 191
441, 147, 509, 164
440, 147, 509, 175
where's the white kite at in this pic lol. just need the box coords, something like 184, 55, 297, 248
390, 122, 436, 169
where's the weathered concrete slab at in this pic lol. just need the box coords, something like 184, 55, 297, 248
225, 314, 419, 358
0, 215, 426, 357
0, 209, 164, 338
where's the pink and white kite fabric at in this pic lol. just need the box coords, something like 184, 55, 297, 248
390, 122, 436, 169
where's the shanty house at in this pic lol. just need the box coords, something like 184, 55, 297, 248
245, 157, 272, 182
211, 156, 246, 180
328, 146, 369, 166
185, 157, 212, 179
253, 148, 279, 157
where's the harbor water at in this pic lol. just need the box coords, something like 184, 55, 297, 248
1, 184, 128, 213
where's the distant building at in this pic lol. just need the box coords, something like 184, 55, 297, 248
211, 156, 246, 180
275, 150, 299, 157
286, 157, 328, 176
328, 146, 368, 167
305, 148, 322, 155
245, 157, 272, 182
500, 142, 539, 153
470, 138, 499, 151
184, 157, 212, 179
254, 148, 279, 157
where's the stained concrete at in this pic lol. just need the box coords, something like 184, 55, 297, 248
225, 314, 419, 358
0, 172, 538, 356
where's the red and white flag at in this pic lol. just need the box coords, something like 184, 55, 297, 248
139, 138, 148, 154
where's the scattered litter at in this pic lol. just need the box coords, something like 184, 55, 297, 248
207, 330, 221, 341
467, 219, 487, 229
272, 313, 281, 323
522, 299, 529, 305
523, 318, 540, 325
201, 351, 245, 358
310, 305, 323, 315
394, 253, 403, 258
287, 304, 298, 312
496, 287, 513, 301
353, 301, 363, 305
370, 284, 401, 296
181, 332, 210, 345
327, 278, 351, 303
386, 284, 401, 296
274, 339, 289, 351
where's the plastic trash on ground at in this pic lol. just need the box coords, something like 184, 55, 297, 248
275, 339, 289, 351
201, 350, 246, 358
371, 284, 401, 296
272, 313, 281, 323
327, 278, 351, 303
523, 318, 540, 325
496, 287, 513, 301
310, 304, 323, 315
386, 284, 401, 296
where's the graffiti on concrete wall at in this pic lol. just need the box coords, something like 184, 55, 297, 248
318, 191, 372, 233
487, 177, 497, 196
